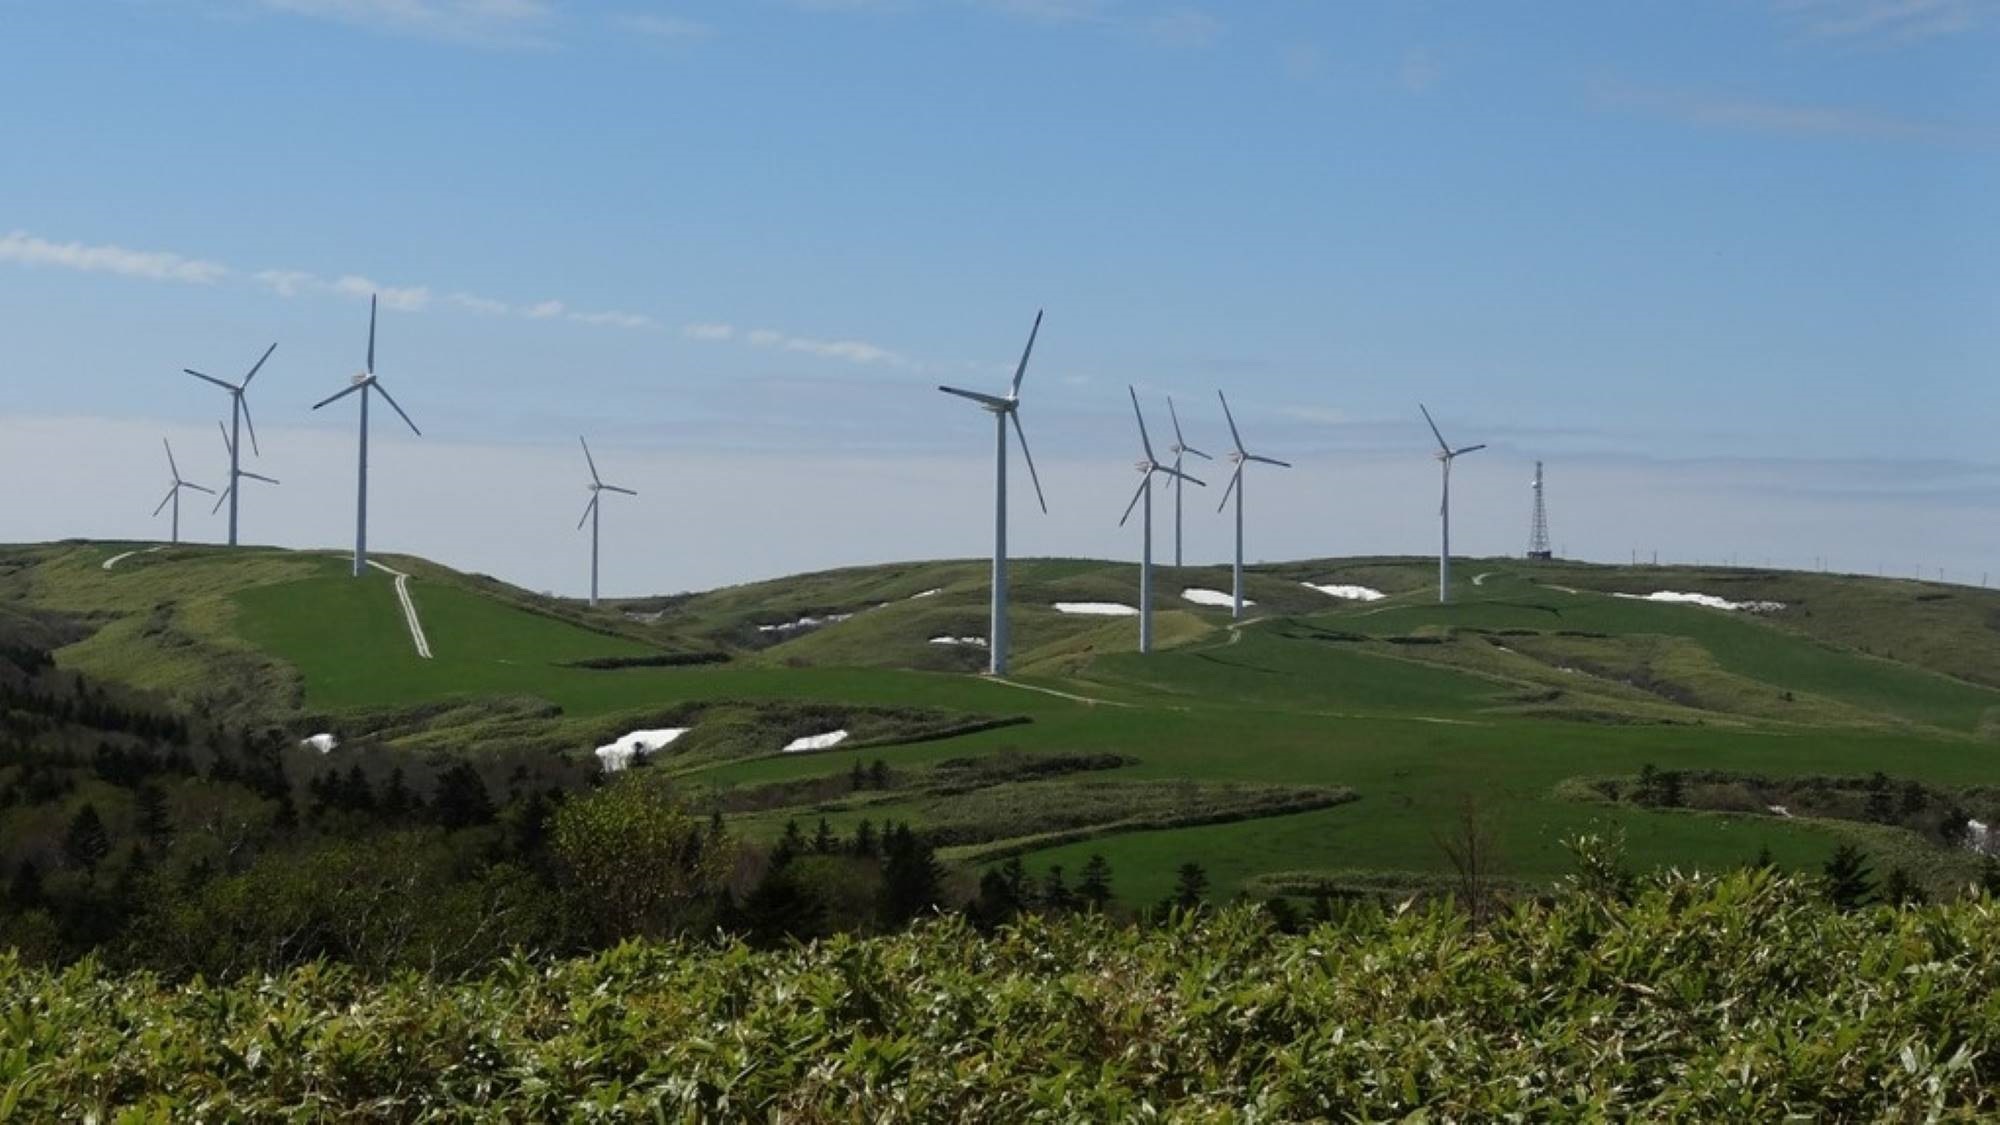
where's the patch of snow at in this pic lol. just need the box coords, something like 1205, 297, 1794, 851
1768, 804, 1791, 818
301, 733, 339, 754
1613, 591, 1786, 614
623, 610, 664, 623
1301, 583, 1386, 601
782, 729, 850, 754
757, 612, 854, 635
1968, 819, 1992, 856
1053, 602, 1140, 616
1180, 588, 1249, 608
929, 636, 988, 648
909, 588, 942, 600
594, 727, 690, 773
101, 546, 165, 571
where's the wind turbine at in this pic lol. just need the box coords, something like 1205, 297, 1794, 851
1165, 396, 1212, 568
576, 437, 637, 608
938, 311, 1049, 677
1119, 387, 1203, 654
152, 439, 213, 545
1420, 404, 1485, 604
311, 295, 421, 578
211, 421, 280, 524
182, 342, 275, 547
1215, 391, 1291, 621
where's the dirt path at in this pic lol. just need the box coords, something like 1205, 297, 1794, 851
365, 560, 433, 659
101, 546, 164, 571
983, 677, 1135, 708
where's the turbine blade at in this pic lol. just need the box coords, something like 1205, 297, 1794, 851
1419, 403, 1450, 452
1158, 464, 1206, 488
601, 484, 637, 496
372, 381, 422, 436
1117, 475, 1148, 527
1010, 412, 1048, 514
1168, 395, 1187, 449
240, 396, 261, 457
1217, 464, 1242, 512
240, 471, 280, 485
242, 341, 277, 388
184, 482, 216, 496
576, 494, 598, 530
183, 369, 237, 392
210, 486, 231, 515
152, 488, 176, 517
366, 294, 377, 374
1128, 385, 1155, 461
1181, 443, 1214, 461
938, 385, 1009, 409
1217, 390, 1245, 454
218, 421, 233, 458
162, 438, 179, 479
1247, 454, 1292, 468
312, 383, 364, 410
579, 436, 601, 485
1454, 443, 1487, 456
1009, 309, 1042, 398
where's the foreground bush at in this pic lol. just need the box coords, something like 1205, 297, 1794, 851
4, 870, 1998, 1119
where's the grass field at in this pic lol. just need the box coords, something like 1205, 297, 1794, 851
8, 539, 2000, 903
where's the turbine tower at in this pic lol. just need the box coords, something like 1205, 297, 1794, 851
311, 295, 422, 578
182, 341, 275, 547
1527, 460, 1552, 561
211, 421, 279, 524
1118, 387, 1203, 654
937, 311, 1049, 677
1216, 391, 1291, 621
576, 437, 638, 608
1420, 404, 1485, 604
151, 439, 213, 545
1165, 396, 1212, 568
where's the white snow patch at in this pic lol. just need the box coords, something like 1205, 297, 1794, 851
782, 729, 850, 754
301, 733, 339, 754
757, 613, 853, 635
1968, 819, 1992, 855
1301, 583, 1386, 601
1181, 588, 1249, 608
1054, 602, 1139, 617
594, 728, 690, 773
1768, 804, 1791, 818
909, 588, 942, 600
102, 546, 165, 571
1613, 591, 1786, 614
929, 636, 988, 648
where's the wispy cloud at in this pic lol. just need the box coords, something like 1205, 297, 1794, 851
1775, 0, 1997, 44
681, 323, 737, 341
251, 0, 557, 46
746, 327, 909, 367
1597, 83, 1993, 145
616, 12, 712, 41
0, 230, 228, 284
1142, 6, 1219, 48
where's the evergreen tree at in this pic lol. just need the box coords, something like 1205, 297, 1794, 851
135, 784, 171, 846
1262, 896, 1303, 933
738, 863, 825, 947
7, 861, 43, 909
1169, 862, 1209, 912
1882, 867, 1923, 907
432, 763, 496, 830
971, 869, 1023, 930
772, 820, 806, 867
1899, 780, 1927, 817
1752, 843, 1775, 871
1078, 854, 1114, 912
1636, 764, 1660, 805
1822, 844, 1875, 910
1939, 807, 1971, 848
878, 823, 944, 927
850, 761, 866, 791
1040, 865, 1077, 913
811, 817, 838, 855
63, 804, 111, 871
1864, 786, 1895, 824
851, 819, 877, 857
382, 768, 413, 818
1658, 771, 1684, 809
868, 760, 890, 790
997, 856, 1031, 909
708, 808, 726, 840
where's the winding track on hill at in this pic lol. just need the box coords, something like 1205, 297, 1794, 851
366, 560, 433, 659
101, 546, 164, 571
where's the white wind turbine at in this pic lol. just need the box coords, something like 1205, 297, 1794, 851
937, 311, 1049, 677
1420, 403, 1485, 604
1119, 387, 1203, 654
152, 439, 213, 545
182, 341, 275, 547
211, 421, 279, 525
1165, 396, 1212, 568
576, 437, 637, 608
311, 295, 422, 578
1216, 391, 1291, 621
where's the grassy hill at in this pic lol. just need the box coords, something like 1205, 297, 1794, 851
5, 539, 1999, 903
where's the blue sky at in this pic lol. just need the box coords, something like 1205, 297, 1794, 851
2, 0, 1996, 595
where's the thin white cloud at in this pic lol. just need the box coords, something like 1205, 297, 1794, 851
569, 310, 657, 329
745, 327, 908, 367
333, 274, 433, 311
617, 12, 712, 40
1143, 7, 1220, 48
449, 291, 512, 315
0, 230, 227, 285
251, 0, 556, 46
525, 299, 566, 319
682, 322, 737, 341
1776, 0, 1996, 43
1601, 83, 1992, 145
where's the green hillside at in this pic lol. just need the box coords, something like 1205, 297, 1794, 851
5, 540, 1999, 903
